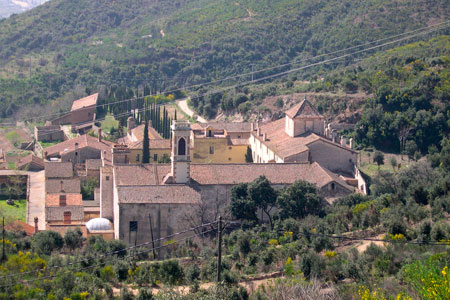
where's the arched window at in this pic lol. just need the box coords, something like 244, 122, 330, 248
178, 138, 186, 155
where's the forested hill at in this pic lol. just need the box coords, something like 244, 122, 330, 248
0, 0, 448, 119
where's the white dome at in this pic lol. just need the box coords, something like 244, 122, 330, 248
86, 218, 112, 231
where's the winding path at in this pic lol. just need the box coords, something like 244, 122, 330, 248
176, 98, 207, 123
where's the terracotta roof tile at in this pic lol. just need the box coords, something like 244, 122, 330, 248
45, 162, 73, 178
117, 185, 201, 204
46, 193, 83, 207
115, 164, 171, 186
131, 124, 162, 141
71, 93, 99, 111
285, 98, 322, 119
5, 220, 35, 236
46, 178, 81, 194
16, 154, 44, 169
114, 162, 352, 190
44, 135, 115, 159
192, 122, 252, 133
256, 119, 356, 159
129, 139, 171, 149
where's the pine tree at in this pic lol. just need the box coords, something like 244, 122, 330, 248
142, 120, 150, 164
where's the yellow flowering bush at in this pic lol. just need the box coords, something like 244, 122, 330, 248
402, 254, 450, 300
268, 239, 278, 246
324, 251, 336, 259
356, 286, 411, 300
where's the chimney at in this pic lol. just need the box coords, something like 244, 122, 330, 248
251, 123, 254, 132
263, 133, 267, 141
34, 217, 38, 234
98, 128, 102, 142
349, 138, 354, 149
257, 128, 261, 137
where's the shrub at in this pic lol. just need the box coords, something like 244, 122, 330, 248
160, 260, 184, 285
32, 231, 64, 255
64, 227, 85, 251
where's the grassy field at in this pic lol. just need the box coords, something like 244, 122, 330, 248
40, 140, 63, 149
101, 114, 119, 134
0, 199, 26, 223
359, 150, 412, 178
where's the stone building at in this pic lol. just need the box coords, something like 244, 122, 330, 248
34, 125, 65, 142
51, 93, 98, 133
99, 121, 355, 247
44, 134, 115, 165
190, 122, 251, 163
249, 98, 358, 174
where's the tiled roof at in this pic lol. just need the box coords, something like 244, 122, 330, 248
191, 122, 252, 133
45, 162, 73, 178
71, 93, 99, 111
113, 162, 353, 190
129, 139, 171, 150
46, 178, 81, 194
115, 164, 171, 186
256, 118, 356, 160
117, 185, 201, 204
46, 193, 83, 207
16, 154, 44, 169
285, 98, 322, 119
5, 220, 35, 236
44, 135, 115, 159
131, 124, 162, 141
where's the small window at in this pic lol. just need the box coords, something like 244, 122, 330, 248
106, 176, 110, 181
154, 154, 158, 161
130, 221, 138, 232
59, 195, 67, 207
228, 157, 232, 161
228, 146, 232, 150
237, 135, 241, 138
209, 146, 214, 154
63, 212, 71, 224
331, 183, 335, 190
136, 154, 140, 162
208, 130, 212, 137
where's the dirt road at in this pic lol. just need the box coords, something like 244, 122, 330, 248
177, 98, 207, 123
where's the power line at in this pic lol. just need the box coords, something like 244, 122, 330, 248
0, 220, 218, 280
1, 20, 448, 126
6, 21, 450, 139
0, 227, 218, 289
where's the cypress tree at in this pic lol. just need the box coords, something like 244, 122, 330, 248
174, 109, 177, 121
142, 120, 150, 164
245, 146, 253, 163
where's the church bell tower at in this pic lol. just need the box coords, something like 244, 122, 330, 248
170, 121, 191, 184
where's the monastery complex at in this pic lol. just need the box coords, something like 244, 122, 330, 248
6, 95, 368, 247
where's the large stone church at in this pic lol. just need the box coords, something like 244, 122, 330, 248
99, 117, 359, 246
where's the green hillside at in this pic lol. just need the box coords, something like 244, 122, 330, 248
0, 0, 448, 120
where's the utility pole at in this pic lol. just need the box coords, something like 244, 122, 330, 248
2, 217, 5, 263
251, 64, 255, 82
216, 216, 222, 283
148, 214, 157, 259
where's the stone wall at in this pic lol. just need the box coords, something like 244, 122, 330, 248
61, 147, 102, 164
118, 203, 194, 251
100, 166, 114, 221
307, 140, 357, 174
